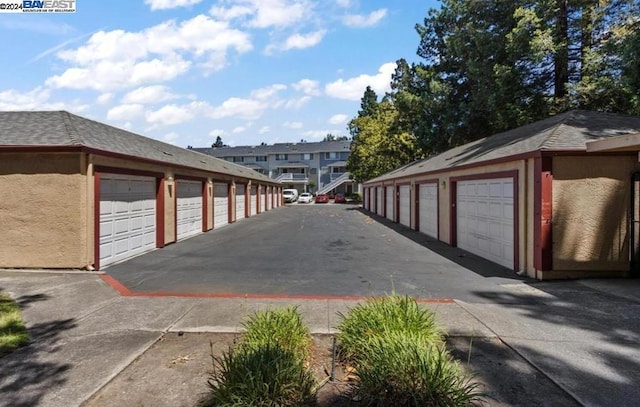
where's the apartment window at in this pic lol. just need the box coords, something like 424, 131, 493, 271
276, 154, 288, 160
233, 156, 244, 163
332, 166, 347, 173
303, 153, 313, 160
325, 152, 338, 160
256, 156, 267, 162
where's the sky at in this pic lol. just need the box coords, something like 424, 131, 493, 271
0, 0, 439, 148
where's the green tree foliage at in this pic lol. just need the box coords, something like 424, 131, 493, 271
347, 90, 421, 182
212, 135, 226, 148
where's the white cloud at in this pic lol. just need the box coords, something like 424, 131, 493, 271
0, 87, 88, 111
145, 0, 203, 10
283, 121, 303, 129
96, 93, 114, 104
335, 0, 351, 7
209, 129, 225, 137
145, 101, 207, 126
325, 62, 396, 101
47, 15, 252, 91
328, 114, 349, 125
209, 97, 268, 120
107, 104, 145, 121
342, 8, 387, 28
282, 95, 311, 109
209, 5, 253, 20
251, 84, 287, 100
267, 30, 326, 53
209, 0, 312, 28
258, 126, 270, 134
122, 85, 177, 104
232, 126, 247, 133
160, 132, 180, 145
292, 79, 321, 96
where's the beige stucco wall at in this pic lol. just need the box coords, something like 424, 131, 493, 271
0, 152, 88, 269
552, 155, 639, 272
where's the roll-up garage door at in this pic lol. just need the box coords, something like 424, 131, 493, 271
236, 184, 246, 220
214, 183, 229, 228
177, 180, 203, 240
456, 178, 514, 269
385, 186, 394, 221
260, 187, 266, 212
266, 187, 272, 210
399, 185, 411, 227
99, 174, 157, 268
419, 184, 438, 238
363, 189, 369, 210
376, 188, 383, 216
250, 186, 258, 216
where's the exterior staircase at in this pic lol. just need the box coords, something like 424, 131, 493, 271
317, 172, 353, 195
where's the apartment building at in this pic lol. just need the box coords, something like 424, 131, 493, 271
192, 140, 359, 195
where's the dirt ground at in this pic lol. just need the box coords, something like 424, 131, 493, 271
85, 332, 578, 406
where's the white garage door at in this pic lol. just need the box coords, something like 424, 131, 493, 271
419, 183, 438, 238
456, 178, 514, 269
99, 174, 156, 268
260, 187, 266, 212
385, 186, 394, 221
363, 189, 369, 210
250, 186, 258, 216
236, 184, 246, 220
266, 187, 272, 210
177, 180, 203, 240
376, 188, 383, 216
214, 183, 229, 228
399, 185, 411, 227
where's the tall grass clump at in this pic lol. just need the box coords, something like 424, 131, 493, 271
0, 293, 29, 357
336, 296, 482, 406
239, 306, 311, 362
336, 295, 442, 363
205, 307, 317, 406
352, 333, 482, 406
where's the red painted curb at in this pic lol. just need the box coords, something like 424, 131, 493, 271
99, 275, 455, 303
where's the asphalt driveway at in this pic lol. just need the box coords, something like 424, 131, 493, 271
106, 204, 527, 301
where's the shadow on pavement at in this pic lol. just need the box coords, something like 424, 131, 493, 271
470, 281, 640, 406
0, 289, 75, 407
355, 208, 531, 281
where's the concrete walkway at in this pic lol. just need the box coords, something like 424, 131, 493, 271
1, 270, 640, 406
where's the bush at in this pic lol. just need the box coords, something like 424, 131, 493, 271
0, 293, 29, 357
206, 343, 317, 407
205, 307, 316, 406
351, 333, 481, 406
238, 306, 311, 362
336, 295, 442, 364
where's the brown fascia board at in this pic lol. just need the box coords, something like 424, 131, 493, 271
0, 144, 281, 186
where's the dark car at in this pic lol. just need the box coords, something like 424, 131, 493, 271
315, 193, 329, 203
334, 193, 346, 203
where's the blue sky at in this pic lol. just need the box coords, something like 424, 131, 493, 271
0, 0, 439, 148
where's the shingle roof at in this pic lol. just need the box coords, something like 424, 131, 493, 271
367, 110, 640, 184
0, 111, 277, 184
192, 140, 351, 156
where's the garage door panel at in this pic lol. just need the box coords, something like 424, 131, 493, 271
177, 180, 203, 240
214, 183, 229, 228
418, 184, 437, 239
457, 178, 514, 269
236, 185, 246, 220
385, 187, 394, 220
399, 185, 410, 227
99, 174, 157, 268
250, 186, 258, 216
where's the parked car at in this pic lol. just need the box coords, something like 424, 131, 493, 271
334, 193, 346, 203
315, 193, 329, 203
283, 189, 299, 203
298, 192, 313, 203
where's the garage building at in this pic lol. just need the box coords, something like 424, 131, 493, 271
363, 110, 640, 280
0, 111, 282, 270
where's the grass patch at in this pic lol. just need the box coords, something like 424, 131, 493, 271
0, 293, 29, 357
205, 307, 316, 406
336, 295, 443, 364
352, 332, 482, 406
239, 306, 311, 362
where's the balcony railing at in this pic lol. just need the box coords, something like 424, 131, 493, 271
275, 173, 308, 182
330, 172, 347, 180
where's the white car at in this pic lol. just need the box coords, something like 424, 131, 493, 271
298, 192, 313, 203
